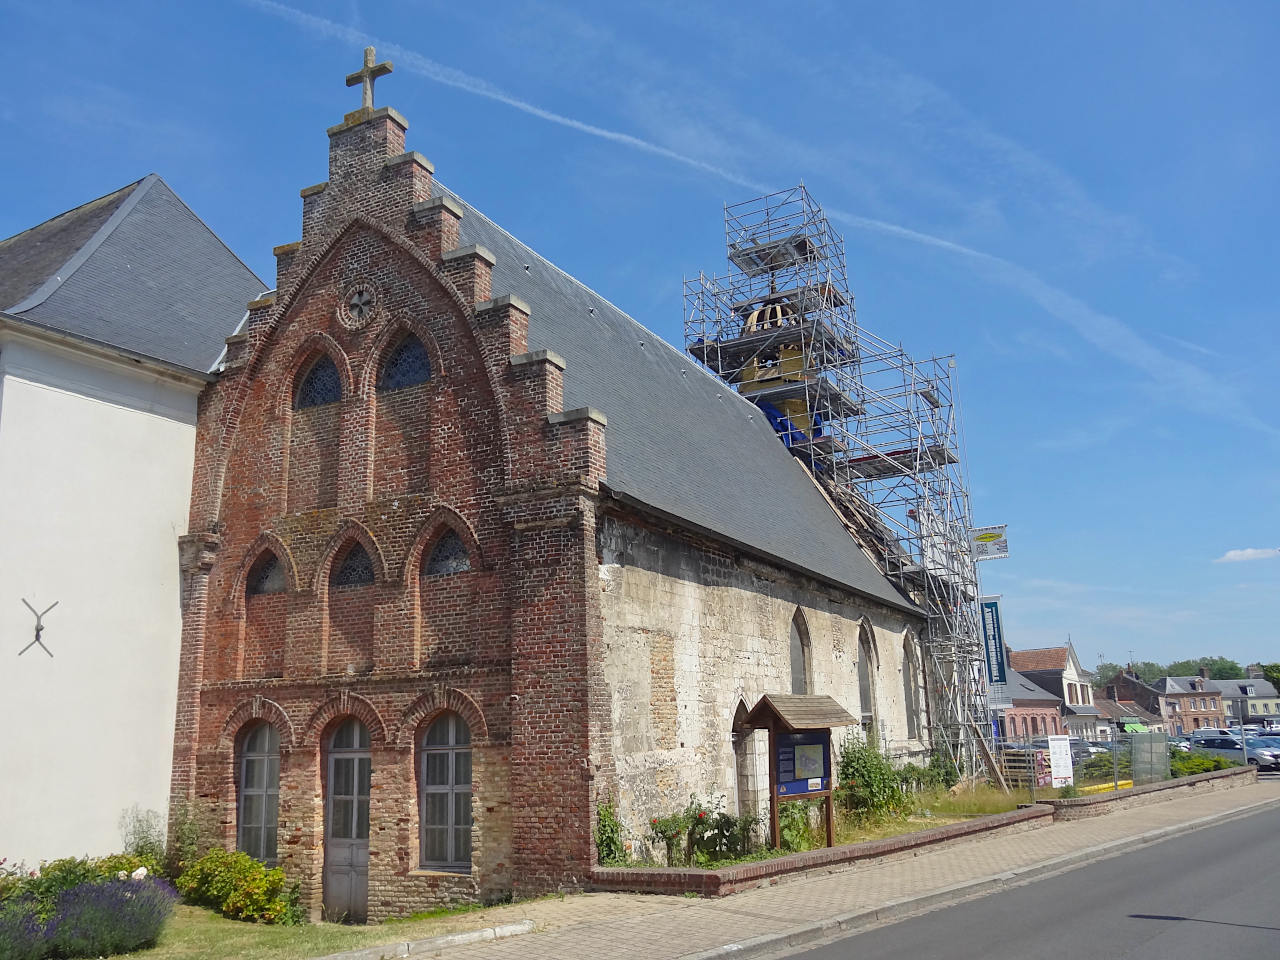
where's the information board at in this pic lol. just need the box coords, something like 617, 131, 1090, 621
776, 730, 831, 796
1047, 735, 1074, 788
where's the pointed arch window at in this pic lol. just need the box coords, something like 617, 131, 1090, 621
378, 335, 432, 393
902, 638, 923, 741
858, 628, 878, 742
425, 530, 471, 577
246, 552, 286, 597
332, 543, 375, 588
419, 712, 472, 871
789, 610, 811, 695
295, 355, 342, 409
238, 722, 280, 865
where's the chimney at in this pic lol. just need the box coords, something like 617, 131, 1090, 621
1198, 666, 1210, 680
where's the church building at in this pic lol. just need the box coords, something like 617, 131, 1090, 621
169, 51, 930, 921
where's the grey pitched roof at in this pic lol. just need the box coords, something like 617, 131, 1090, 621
1208, 678, 1278, 698
441, 183, 915, 613
1006, 668, 1061, 704
0, 174, 265, 372
1156, 676, 1217, 695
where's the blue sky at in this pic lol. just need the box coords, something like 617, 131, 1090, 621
3, 0, 1277, 668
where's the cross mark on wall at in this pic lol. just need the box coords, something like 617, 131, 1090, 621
19, 599, 58, 657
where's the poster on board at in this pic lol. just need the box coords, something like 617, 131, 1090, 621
970, 524, 1009, 561
776, 731, 831, 796
1047, 735, 1074, 788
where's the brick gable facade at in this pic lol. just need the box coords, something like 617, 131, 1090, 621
171, 92, 605, 919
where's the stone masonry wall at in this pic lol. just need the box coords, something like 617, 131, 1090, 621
593, 509, 929, 852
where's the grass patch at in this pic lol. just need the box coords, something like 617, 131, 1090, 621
112, 899, 527, 960
911, 784, 1029, 818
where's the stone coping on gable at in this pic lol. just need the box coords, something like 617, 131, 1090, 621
590, 804, 1054, 898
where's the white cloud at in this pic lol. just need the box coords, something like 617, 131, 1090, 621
1213, 548, 1280, 563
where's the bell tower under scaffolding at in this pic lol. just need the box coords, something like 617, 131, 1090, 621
684, 186, 995, 779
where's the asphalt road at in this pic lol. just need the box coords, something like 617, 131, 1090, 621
780, 780, 1280, 960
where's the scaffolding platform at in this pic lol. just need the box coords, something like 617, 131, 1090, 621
685, 184, 992, 781
688, 316, 854, 371
728, 233, 824, 276
845, 443, 959, 479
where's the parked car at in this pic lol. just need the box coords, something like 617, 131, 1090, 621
1167, 736, 1192, 753
1030, 737, 1094, 764
1189, 728, 1236, 740
1189, 736, 1280, 770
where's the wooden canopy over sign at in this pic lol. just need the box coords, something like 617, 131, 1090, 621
744, 693, 856, 851
744, 693, 858, 732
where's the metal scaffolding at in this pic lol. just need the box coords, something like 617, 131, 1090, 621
685, 186, 994, 777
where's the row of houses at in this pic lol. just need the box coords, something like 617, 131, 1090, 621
993, 641, 1279, 741
1101, 669, 1280, 736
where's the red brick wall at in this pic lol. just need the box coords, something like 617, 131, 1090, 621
244, 594, 286, 679
170, 104, 607, 920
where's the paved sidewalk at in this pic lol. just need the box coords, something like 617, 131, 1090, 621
365, 780, 1280, 960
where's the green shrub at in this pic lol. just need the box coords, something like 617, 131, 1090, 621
837, 736, 908, 819
594, 799, 627, 866
118, 805, 167, 870
777, 800, 816, 853
21, 859, 104, 921
45, 878, 177, 957
928, 748, 960, 789
1171, 751, 1236, 778
166, 802, 203, 879
176, 849, 301, 924
0, 858, 25, 904
96, 853, 164, 881
647, 812, 689, 867
684, 795, 759, 864
0, 897, 44, 960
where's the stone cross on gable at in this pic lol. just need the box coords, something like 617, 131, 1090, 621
346, 46, 393, 110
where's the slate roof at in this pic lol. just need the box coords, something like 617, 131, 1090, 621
1208, 678, 1278, 699
1005, 668, 1061, 705
1153, 677, 1216, 695
1007, 647, 1069, 673
0, 174, 265, 372
441, 182, 917, 613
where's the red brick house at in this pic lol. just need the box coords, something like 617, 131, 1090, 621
169, 53, 928, 921
998, 669, 1065, 740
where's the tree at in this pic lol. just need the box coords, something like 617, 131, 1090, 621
1166, 657, 1244, 680
1204, 657, 1245, 680
1131, 661, 1165, 683
1094, 662, 1124, 687
1262, 664, 1280, 692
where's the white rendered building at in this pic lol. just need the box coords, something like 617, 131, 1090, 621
0, 175, 264, 864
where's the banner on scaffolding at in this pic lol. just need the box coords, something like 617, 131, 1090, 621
970, 524, 1009, 561
980, 597, 1007, 686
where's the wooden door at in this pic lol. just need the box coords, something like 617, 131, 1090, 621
324, 719, 370, 921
